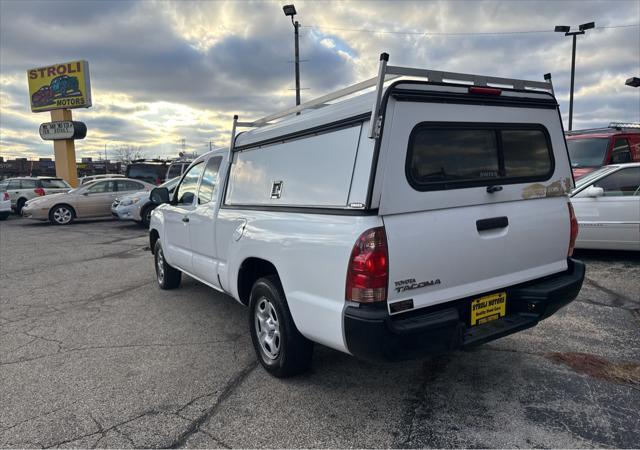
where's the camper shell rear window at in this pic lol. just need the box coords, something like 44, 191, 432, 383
406, 122, 554, 191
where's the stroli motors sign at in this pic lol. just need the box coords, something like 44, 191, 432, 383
27, 61, 92, 112
39, 121, 87, 140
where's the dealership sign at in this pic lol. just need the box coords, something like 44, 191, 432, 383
39, 121, 87, 140
27, 60, 92, 112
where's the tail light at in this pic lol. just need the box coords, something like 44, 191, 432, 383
346, 227, 388, 303
34, 187, 46, 196
568, 202, 579, 256
2, 192, 8, 201
468, 86, 502, 95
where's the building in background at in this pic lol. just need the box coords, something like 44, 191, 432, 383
0, 157, 121, 179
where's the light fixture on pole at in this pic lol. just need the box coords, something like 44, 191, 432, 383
625, 77, 640, 87
283, 4, 301, 106
555, 21, 595, 131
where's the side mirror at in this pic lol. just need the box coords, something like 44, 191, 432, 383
150, 187, 170, 205
585, 186, 604, 197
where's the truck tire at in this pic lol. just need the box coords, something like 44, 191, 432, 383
0, 212, 9, 220
154, 240, 181, 289
249, 276, 313, 377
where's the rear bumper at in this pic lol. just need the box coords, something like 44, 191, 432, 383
344, 258, 585, 361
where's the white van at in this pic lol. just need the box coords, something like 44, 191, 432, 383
148, 54, 585, 377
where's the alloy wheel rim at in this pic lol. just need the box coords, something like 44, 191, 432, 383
156, 248, 165, 284
254, 297, 281, 360
53, 207, 71, 224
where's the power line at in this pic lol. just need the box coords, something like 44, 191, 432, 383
300, 23, 639, 37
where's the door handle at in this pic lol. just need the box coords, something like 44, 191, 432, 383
477, 216, 508, 232
182, 216, 190, 223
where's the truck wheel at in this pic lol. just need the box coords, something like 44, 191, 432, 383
154, 241, 181, 289
249, 276, 313, 377
0, 212, 9, 220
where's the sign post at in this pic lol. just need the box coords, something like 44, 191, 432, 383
27, 60, 92, 187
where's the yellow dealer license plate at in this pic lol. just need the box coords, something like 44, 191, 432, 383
471, 292, 506, 326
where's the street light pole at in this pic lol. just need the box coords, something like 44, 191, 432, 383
104, 143, 108, 174
294, 19, 301, 106
569, 33, 577, 132
555, 21, 595, 131
283, 4, 301, 106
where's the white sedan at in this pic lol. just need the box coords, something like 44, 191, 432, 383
570, 163, 640, 251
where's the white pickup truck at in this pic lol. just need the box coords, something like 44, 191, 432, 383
149, 54, 585, 377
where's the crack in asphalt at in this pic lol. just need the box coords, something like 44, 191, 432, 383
393, 355, 452, 448
168, 360, 259, 448
44, 409, 160, 449
0, 245, 147, 279
0, 338, 242, 367
583, 277, 640, 310
0, 400, 81, 434
34, 361, 258, 448
0, 280, 155, 331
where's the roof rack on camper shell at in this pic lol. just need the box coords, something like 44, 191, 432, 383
229, 52, 555, 150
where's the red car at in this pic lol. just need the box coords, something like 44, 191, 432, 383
566, 123, 640, 179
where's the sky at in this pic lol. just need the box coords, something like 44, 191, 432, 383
0, 0, 639, 161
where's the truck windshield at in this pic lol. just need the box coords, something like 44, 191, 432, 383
566, 138, 609, 168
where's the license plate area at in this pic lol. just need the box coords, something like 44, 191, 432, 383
470, 292, 506, 326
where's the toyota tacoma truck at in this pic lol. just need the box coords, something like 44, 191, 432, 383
148, 53, 585, 377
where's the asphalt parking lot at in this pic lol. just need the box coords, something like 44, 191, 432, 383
1, 215, 638, 448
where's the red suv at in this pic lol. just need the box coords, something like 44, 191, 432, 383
566, 123, 640, 179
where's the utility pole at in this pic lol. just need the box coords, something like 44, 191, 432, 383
283, 4, 301, 106
104, 143, 108, 174
554, 22, 595, 131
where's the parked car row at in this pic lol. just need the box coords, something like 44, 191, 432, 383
21, 177, 154, 225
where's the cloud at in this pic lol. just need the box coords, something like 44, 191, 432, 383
1, 0, 638, 161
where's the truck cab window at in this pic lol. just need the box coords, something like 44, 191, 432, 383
610, 138, 632, 164
176, 162, 204, 206
197, 157, 222, 204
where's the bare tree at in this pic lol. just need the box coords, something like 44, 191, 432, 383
113, 144, 143, 165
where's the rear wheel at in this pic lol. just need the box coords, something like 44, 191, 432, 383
15, 198, 26, 215
154, 240, 181, 289
0, 212, 9, 221
49, 205, 74, 225
249, 276, 313, 377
